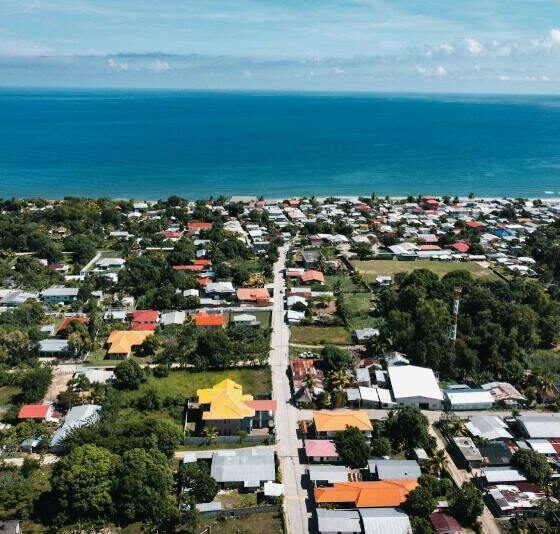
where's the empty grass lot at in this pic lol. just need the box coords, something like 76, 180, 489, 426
217, 512, 284, 534
351, 259, 498, 281
290, 326, 352, 345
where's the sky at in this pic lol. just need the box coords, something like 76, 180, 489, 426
0, 0, 560, 93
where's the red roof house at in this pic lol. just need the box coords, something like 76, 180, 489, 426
450, 242, 470, 253
130, 310, 159, 331
18, 404, 53, 420
466, 220, 484, 229
194, 311, 227, 329
187, 221, 213, 234
57, 316, 89, 335
430, 511, 462, 534
236, 287, 271, 305
302, 270, 325, 284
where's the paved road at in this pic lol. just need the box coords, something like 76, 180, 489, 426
270, 243, 310, 534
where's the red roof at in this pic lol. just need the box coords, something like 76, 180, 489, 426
450, 242, 470, 253
195, 312, 227, 327
193, 259, 212, 266
18, 404, 51, 419
304, 439, 339, 458
188, 221, 213, 231
244, 400, 277, 411
131, 310, 159, 323
466, 220, 483, 229
131, 323, 157, 331
161, 231, 182, 239
302, 270, 325, 284
236, 288, 270, 302
57, 316, 89, 334
430, 512, 462, 534
173, 265, 204, 271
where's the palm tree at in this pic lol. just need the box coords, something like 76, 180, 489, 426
202, 426, 219, 445
302, 373, 316, 400
426, 449, 449, 476
448, 418, 467, 437
537, 374, 556, 396
326, 370, 352, 392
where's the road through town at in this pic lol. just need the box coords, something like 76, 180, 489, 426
270, 243, 310, 534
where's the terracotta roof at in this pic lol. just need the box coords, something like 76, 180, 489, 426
131, 310, 159, 322
57, 316, 89, 334
161, 231, 182, 239
430, 511, 462, 533
236, 288, 270, 302
107, 330, 153, 354
450, 242, 470, 253
466, 220, 483, 229
188, 221, 213, 230
173, 264, 204, 271
302, 270, 325, 283
18, 404, 51, 419
314, 480, 418, 507
416, 244, 441, 251
197, 277, 211, 286
313, 410, 373, 432
193, 259, 212, 266
194, 311, 227, 327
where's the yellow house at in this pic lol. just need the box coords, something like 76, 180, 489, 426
106, 330, 153, 359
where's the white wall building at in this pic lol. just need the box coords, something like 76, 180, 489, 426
388, 365, 443, 410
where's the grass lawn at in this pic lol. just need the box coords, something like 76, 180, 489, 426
217, 490, 258, 509
325, 274, 361, 293
0, 386, 20, 406
290, 326, 352, 345
213, 512, 284, 534
121, 367, 272, 402
289, 345, 321, 360
85, 344, 149, 367
344, 293, 373, 314
229, 310, 272, 328
528, 350, 560, 380
352, 259, 498, 281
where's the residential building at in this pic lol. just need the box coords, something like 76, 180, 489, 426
106, 330, 153, 359
465, 415, 512, 441
41, 286, 79, 305
429, 511, 462, 534
360, 508, 413, 534
130, 309, 159, 330
308, 465, 349, 486
38, 338, 69, 356
517, 415, 560, 439
210, 447, 275, 490
51, 404, 101, 451
316, 509, 361, 534
481, 381, 526, 406
443, 386, 493, 410
367, 459, 421, 480
451, 437, 484, 469
304, 439, 340, 463
313, 410, 373, 438
194, 311, 228, 329
18, 403, 55, 422
236, 287, 271, 305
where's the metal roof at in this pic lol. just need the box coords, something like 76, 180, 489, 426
210, 447, 275, 487
518, 415, 560, 439
308, 465, 348, 483
360, 507, 413, 534
316, 508, 361, 533
368, 459, 421, 480
388, 365, 443, 401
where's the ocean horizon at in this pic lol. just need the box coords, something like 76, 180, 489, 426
1, 88, 560, 200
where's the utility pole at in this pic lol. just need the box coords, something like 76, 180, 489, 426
449, 286, 462, 343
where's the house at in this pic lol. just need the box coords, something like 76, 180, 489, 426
486, 482, 547, 516
18, 404, 55, 422
236, 287, 271, 305
197, 379, 276, 435
517, 415, 560, 439
443, 386, 493, 411
354, 328, 379, 343
465, 415, 512, 441
308, 465, 349, 486
302, 270, 325, 285
292, 359, 324, 401
302, 249, 321, 267
194, 311, 227, 329
305, 439, 340, 463
314, 480, 418, 508
367, 459, 421, 481
94, 257, 125, 271
316, 508, 361, 534
41, 286, 79, 305
231, 313, 260, 327
187, 221, 213, 234
482, 467, 527, 485
388, 365, 443, 410
355, 368, 371, 387
51, 404, 102, 451
56, 316, 89, 335
0, 289, 39, 307
375, 275, 392, 286
160, 311, 186, 326
130, 309, 159, 331
287, 309, 306, 324
210, 447, 275, 490
360, 508, 413, 534
206, 281, 236, 298
452, 437, 483, 469
430, 511, 462, 534
481, 381, 526, 406
38, 338, 70, 356
478, 442, 514, 466
313, 410, 373, 438
106, 330, 153, 359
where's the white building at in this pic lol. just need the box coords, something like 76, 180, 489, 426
388, 365, 443, 410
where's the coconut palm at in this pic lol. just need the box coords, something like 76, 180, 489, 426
537, 373, 556, 396
426, 449, 449, 476
302, 373, 316, 399
326, 369, 352, 392
448, 418, 467, 437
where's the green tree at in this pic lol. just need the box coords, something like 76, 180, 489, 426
334, 426, 370, 468
370, 436, 392, 457
404, 486, 438, 517
410, 516, 436, 534
383, 407, 435, 452
321, 345, 353, 372
19, 365, 52, 403
450, 481, 484, 527
50, 444, 119, 521
115, 447, 174, 524
114, 359, 145, 390
513, 448, 552, 485
177, 462, 219, 503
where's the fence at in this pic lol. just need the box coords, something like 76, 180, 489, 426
184, 435, 275, 446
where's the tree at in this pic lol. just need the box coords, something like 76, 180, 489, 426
321, 345, 353, 372
178, 462, 219, 503
50, 444, 119, 521
19, 365, 52, 403
410, 516, 436, 534
370, 436, 392, 457
450, 482, 484, 527
114, 359, 145, 390
115, 447, 174, 524
202, 426, 218, 445
426, 449, 448, 477
194, 329, 232, 369
334, 426, 370, 468
513, 449, 552, 485
383, 406, 435, 452
404, 486, 438, 517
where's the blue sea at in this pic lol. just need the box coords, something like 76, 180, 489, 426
1, 88, 560, 199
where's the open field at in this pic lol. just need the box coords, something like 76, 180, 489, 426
121, 367, 272, 402
290, 325, 352, 345
211, 511, 284, 534
351, 259, 498, 281
0, 385, 21, 405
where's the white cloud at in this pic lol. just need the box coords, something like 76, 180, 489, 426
107, 58, 128, 71
425, 43, 454, 58
435, 65, 447, 77
242, 69, 253, 78
415, 65, 429, 76
550, 29, 560, 45
0, 38, 53, 57
465, 38, 483, 56
415, 64, 446, 77
332, 67, 344, 75
498, 74, 510, 81
149, 59, 170, 72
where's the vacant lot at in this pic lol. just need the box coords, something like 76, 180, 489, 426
351, 259, 497, 281
121, 367, 272, 402
216, 511, 284, 534
290, 326, 352, 345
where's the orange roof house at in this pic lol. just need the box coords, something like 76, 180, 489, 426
18, 404, 53, 420
194, 311, 228, 328
107, 330, 153, 358
313, 410, 373, 435
57, 316, 89, 335
314, 480, 418, 507
302, 270, 325, 284
173, 265, 204, 272
187, 221, 213, 234
236, 287, 271, 304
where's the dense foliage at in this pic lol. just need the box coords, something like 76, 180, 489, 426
334, 426, 370, 468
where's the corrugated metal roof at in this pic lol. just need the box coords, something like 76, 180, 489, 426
368, 460, 421, 480
316, 508, 361, 533
210, 448, 275, 486
360, 507, 413, 534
